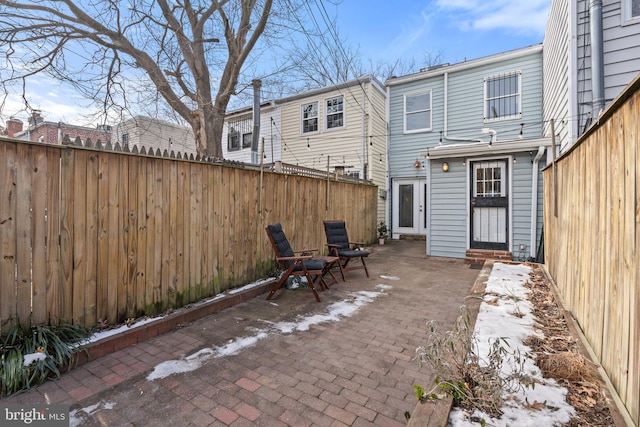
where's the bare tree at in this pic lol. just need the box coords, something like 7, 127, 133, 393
0, 0, 278, 158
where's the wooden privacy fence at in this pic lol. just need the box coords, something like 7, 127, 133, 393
543, 76, 640, 425
0, 138, 378, 330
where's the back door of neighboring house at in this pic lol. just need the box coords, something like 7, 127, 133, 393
392, 178, 427, 237
470, 160, 508, 250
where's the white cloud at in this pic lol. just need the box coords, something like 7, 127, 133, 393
435, 0, 550, 36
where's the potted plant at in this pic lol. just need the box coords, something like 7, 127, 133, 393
377, 221, 388, 245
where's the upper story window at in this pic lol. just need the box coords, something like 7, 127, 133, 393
301, 102, 318, 133
228, 127, 240, 151
242, 132, 253, 149
121, 133, 129, 145
404, 91, 432, 133
484, 71, 521, 121
623, 0, 640, 23
325, 96, 344, 129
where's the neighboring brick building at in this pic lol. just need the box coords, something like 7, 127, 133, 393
6, 112, 112, 145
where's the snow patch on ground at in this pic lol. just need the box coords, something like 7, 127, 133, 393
22, 352, 47, 366
146, 288, 390, 381
449, 262, 575, 426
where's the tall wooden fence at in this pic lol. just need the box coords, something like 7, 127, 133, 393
0, 138, 378, 329
544, 76, 640, 425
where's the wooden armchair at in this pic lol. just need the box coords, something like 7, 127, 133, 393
323, 220, 370, 280
265, 223, 337, 302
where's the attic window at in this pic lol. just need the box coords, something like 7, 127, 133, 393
484, 71, 521, 122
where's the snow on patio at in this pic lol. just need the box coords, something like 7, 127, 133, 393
145, 283, 392, 381
448, 262, 575, 426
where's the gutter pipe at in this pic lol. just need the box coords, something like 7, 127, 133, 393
530, 146, 546, 258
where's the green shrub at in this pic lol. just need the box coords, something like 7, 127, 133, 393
1, 319, 92, 396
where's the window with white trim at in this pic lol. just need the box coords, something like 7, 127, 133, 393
325, 96, 344, 129
301, 102, 318, 133
404, 91, 431, 133
484, 72, 521, 121
623, 0, 640, 22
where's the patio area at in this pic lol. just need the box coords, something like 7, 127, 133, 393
2, 240, 480, 426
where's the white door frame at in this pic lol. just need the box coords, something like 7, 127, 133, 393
392, 178, 427, 238
466, 155, 513, 252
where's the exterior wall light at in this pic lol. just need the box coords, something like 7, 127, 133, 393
414, 159, 421, 168
442, 162, 449, 172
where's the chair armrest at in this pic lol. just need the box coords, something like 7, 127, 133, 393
326, 244, 341, 248
277, 255, 312, 261
349, 242, 366, 247
293, 248, 318, 256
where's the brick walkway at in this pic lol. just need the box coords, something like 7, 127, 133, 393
2, 240, 479, 426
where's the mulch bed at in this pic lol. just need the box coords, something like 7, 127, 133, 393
524, 265, 616, 426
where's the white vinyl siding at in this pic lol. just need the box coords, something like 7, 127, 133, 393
484, 72, 522, 122
404, 91, 432, 133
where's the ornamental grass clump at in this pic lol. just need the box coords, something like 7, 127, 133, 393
414, 306, 535, 417
1, 319, 92, 396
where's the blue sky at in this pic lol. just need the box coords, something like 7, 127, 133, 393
1, 0, 550, 126
333, 0, 550, 66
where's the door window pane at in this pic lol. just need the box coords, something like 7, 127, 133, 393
398, 184, 414, 228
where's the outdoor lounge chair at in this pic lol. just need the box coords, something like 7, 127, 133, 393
265, 223, 338, 302
323, 220, 370, 280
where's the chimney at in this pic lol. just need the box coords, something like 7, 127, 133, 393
6, 117, 23, 138
28, 110, 43, 128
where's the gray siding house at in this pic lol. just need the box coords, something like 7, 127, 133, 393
544, 0, 640, 152
386, 45, 551, 261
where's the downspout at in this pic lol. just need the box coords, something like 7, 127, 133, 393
361, 81, 366, 179
530, 146, 546, 258
590, 0, 605, 115
443, 72, 483, 143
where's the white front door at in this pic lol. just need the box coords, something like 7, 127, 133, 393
392, 178, 427, 237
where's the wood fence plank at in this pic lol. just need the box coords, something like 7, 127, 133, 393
126, 156, 139, 318
144, 159, 157, 312
59, 148, 74, 323
630, 92, 640, 424
167, 159, 177, 308
175, 162, 186, 304
182, 162, 191, 302
96, 153, 110, 323
189, 162, 201, 300
212, 166, 223, 295
201, 164, 211, 296
0, 142, 17, 329
45, 146, 61, 323
30, 147, 48, 325
107, 152, 120, 324
160, 159, 171, 310
84, 151, 99, 325
71, 149, 88, 325
15, 144, 33, 324
136, 156, 148, 316
152, 157, 163, 311
117, 154, 129, 321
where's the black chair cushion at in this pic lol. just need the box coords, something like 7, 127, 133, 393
293, 259, 326, 272
324, 221, 350, 250
337, 248, 369, 258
